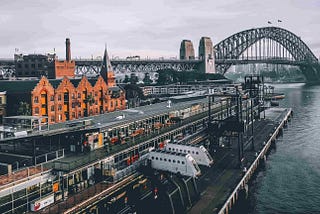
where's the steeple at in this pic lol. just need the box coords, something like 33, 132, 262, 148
100, 45, 115, 86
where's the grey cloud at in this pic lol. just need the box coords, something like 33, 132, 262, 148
0, 0, 319, 59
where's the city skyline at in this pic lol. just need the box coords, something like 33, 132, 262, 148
0, 0, 319, 59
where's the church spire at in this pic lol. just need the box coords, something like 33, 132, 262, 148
100, 45, 115, 86
101, 44, 113, 72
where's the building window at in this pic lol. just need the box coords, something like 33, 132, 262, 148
116, 101, 118, 106
58, 95, 61, 101
35, 107, 39, 114
51, 106, 54, 112
0, 97, 2, 104
78, 93, 81, 98
72, 103, 76, 108
50, 95, 54, 101
58, 114, 61, 121
51, 117, 55, 122
110, 101, 113, 107
34, 96, 39, 103
78, 111, 81, 117
95, 108, 98, 113
72, 112, 75, 118
58, 105, 62, 111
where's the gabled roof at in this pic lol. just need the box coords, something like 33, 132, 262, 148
69, 79, 83, 88
48, 79, 63, 88
88, 78, 98, 87
0, 80, 39, 93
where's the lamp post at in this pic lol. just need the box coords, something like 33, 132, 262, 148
15, 161, 19, 171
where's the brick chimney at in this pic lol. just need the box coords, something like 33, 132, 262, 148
66, 38, 71, 61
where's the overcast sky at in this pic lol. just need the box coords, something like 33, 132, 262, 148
0, 0, 319, 59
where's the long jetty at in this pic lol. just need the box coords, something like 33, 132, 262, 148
189, 107, 293, 214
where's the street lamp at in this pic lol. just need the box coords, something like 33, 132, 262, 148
15, 161, 19, 171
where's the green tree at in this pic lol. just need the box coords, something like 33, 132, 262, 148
130, 73, 139, 85
17, 102, 31, 115
123, 75, 130, 83
143, 73, 152, 85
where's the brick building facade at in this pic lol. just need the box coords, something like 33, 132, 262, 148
51, 38, 76, 79
0, 47, 126, 124
30, 75, 125, 123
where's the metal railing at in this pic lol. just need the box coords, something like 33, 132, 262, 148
34, 149, 65, 165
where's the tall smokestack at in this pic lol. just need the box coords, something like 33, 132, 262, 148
66, 38, 71, 61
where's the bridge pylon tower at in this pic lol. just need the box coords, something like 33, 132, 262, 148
199, 37, 216, 73
180, 40, 195, 60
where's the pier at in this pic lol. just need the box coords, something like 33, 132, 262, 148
189, 107, 292, 214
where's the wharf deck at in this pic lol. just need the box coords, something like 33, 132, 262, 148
47, 110, 209, 172
189, 107, 292, 214
1, 98, 208, 142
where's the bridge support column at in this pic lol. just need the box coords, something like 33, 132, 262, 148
301, 65, 320, 83
180, 40, 195, 60
198, 37, 216, 73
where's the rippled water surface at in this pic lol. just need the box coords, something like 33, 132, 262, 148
252, 83, 320, 213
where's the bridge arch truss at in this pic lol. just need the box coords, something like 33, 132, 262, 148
75, 59, 200, 76
214, 27, 319, 74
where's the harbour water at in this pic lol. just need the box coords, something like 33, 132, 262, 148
250, 83, 320, 213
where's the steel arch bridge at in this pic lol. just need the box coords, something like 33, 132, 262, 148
74, 59, 200, 76
1, 27, 319, 81
213, 27, 320, 81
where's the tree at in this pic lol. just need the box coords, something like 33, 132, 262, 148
124, 84, 145, 108
124, 84, 144, 100
143, 72, 152, 85
156, 69, 175, 85
130, 73, 139, 85
123, 75, 130, 83
17, 102, 31, 115
85, 94, 95, 105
